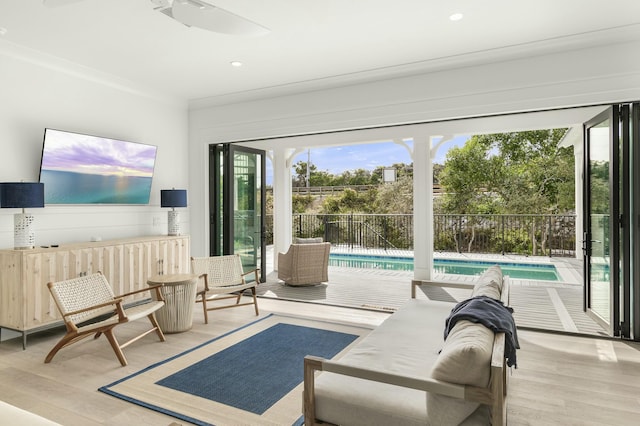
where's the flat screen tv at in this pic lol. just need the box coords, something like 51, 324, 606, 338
39, 128, 158, 204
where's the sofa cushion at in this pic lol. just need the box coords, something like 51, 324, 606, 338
427, 319, 494, 425
0, 401, 61, 425
471, 265, 503, 300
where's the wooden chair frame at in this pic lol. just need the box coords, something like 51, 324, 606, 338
46, 272, 166, 366
191, 254, 260, 324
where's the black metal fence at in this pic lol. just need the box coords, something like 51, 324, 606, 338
264, 213, 577, 257
433, 214, 576, 257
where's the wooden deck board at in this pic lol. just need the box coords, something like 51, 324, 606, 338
259, 263, 607, 336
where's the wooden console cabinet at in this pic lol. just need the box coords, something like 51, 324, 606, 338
0, 235, 190, 348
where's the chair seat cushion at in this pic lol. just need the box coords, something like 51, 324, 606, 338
201, 282, 257, 295
76, 315, 121, 334
123, 300, 165, 321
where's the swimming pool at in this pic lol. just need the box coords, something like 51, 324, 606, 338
328, 253, 560, 281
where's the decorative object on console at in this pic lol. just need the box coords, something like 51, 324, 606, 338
161, 189, 187, 236
0, 182, 45, 249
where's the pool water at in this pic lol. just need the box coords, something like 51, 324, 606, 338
328, 253, 560, 281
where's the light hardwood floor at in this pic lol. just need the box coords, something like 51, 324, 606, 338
0, 297, 638, 425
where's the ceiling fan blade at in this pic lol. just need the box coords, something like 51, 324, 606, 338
171, 0, 269, 36
43, 0, 86, 7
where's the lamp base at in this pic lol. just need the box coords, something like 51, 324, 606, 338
14, 212, 35, 250
168, 210, 181, 236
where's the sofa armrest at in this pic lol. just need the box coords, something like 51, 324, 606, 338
305, 355, 471, 396
304, 355, 469, 426
411, 279, 475, 298
411, 277, 511, 306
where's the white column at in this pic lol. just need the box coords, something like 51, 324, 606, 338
413, 136, 432, 280
272, 147, 295, 270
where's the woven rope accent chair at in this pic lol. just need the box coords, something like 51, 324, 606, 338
277, 242, 330, 286
190, 254, 260, 324
46, 272, 166, 366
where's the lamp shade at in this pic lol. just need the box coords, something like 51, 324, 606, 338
0, 182, 45, 208
161, 189, 187, 208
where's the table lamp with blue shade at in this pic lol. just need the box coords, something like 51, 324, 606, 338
0, 182, 45, 249
161, 189, 187, 236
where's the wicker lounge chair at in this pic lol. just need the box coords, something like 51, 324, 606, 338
277, 241, 330, 286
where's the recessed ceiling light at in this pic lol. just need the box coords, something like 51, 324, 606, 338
230, 61, 243, 67
449, 13, 464, 21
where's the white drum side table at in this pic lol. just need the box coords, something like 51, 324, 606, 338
147, 273, 199, 333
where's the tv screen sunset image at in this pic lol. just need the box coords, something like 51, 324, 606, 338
39, 129, 157, 204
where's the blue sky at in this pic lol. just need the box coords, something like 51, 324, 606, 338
265, 135, 470, 185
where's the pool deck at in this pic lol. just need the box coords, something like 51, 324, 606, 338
259, 246, 605, 336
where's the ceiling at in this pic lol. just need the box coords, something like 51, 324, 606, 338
1, 0, 640, 104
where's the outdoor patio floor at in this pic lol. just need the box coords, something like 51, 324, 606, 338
258, 246, 607, 337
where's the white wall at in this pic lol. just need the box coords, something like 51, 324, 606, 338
188, 40, 640, 256
0, 43, 189, 250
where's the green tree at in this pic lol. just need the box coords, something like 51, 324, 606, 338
292, 194, 315, 213
372, 163, 414, 183
346, 169, 373, 185
432, 163, 444, 184
309, 170, 334, 186
292, 161, 317, 187
438, 129, 573, 215
374, 175, 413, 214
438, 138, 501, 214
321, 188, 378, 214
589, 161, 609, 214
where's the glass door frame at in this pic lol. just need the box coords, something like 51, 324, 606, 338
583, 107, 619, 335
209, 143, 266, 282
583, 105, 632, 338
620, 104, 631, 339
632, 103, 640, 340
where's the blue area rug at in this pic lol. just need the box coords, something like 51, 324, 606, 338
157, 322, 358, 415
99, 314, 369, 426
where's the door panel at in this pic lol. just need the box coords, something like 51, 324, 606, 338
633, 103, 640, 340
230, 145, 264, 277
583, 105, 633, 337
210, 144, 266, 281
584, 112, 613, 331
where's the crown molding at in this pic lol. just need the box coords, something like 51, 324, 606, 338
0, 39, 187, 109
189, 24, 640, 110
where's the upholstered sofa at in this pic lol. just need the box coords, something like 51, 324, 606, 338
304, 266, 513, 425
0, 400, 61, 425
277, 238, 330, 286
